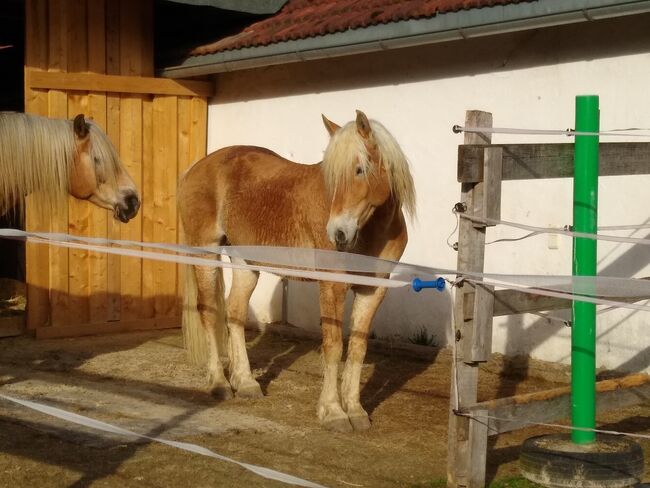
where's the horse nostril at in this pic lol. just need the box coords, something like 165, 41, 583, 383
335, 230, 346, 245
127, 193, 140, 213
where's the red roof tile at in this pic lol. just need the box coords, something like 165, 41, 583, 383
191, 0, 530, 56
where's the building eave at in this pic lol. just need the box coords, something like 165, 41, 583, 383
160, 0, 650, 78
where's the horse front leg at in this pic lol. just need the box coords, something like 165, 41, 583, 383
226, 267, 263, 398
318, 281, 351, 432
341, 285, 387, 431
194, 265, 232, 399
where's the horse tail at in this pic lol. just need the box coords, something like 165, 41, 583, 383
181, 259, 231, 368
182, 262, 206, 366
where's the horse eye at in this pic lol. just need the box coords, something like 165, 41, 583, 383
355, 166, 364, 176
93, 157, 100, 165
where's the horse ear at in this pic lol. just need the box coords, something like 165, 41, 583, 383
73, 113, 89, 138
321, 114, 340, 137
355, 110, 372, 139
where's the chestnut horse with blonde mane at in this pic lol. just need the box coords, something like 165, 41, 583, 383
0, 112, 140, 221
179, 110, 415, 431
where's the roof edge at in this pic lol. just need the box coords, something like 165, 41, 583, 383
162, 0, 288, 15
160, 0, 650, 78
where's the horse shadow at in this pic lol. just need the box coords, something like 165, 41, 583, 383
251, 278, 453, 416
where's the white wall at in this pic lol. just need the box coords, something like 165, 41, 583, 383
207, 14, 650, 372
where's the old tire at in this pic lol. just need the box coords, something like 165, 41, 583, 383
519, 433, 643, 488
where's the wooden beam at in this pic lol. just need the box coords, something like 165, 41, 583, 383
448, 110, 493, 488
462, 374, 650, 436
0, 315, 25, 338
458, 143, 650, 183
25, 69, 215, 98
35, 316, 179, 339
464, 288, 650, 319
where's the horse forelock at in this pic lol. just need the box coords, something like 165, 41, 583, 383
322, 119, 416, 218
88, 120, 122, 186
0, 112, 74, 215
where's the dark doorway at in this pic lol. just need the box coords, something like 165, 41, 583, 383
0, 0, 26, 282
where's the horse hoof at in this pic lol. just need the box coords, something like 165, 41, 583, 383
209, 384, 234, 400
349, 414, 371, 431
235, 381, 264, 399
322, 417, 353, 433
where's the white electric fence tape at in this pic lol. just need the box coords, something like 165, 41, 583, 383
459, 213, 650, 248
0, 394, 328, 488
454, 126, 650, 138
3, 229, 650, 313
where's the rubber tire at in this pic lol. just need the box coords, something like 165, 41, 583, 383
519, 434, 644, 488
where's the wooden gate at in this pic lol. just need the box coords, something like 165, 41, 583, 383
24, 0, 213, 338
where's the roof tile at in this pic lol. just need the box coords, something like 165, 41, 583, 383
190, 0, 530, 56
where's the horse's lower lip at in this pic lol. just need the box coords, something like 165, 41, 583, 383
114, 208, 130, 223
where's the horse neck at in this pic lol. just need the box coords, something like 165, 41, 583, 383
366, 195, 404, 238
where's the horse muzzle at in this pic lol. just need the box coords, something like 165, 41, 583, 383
328, 218, 358, 252
114, 191, 140, 223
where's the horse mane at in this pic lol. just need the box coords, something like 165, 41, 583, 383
322, 118, 416, 218
0, 112, 121, 216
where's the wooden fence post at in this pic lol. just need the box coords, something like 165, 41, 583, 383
447, 110, 497, 488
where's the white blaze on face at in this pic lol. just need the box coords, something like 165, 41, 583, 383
327, 212, 358, 250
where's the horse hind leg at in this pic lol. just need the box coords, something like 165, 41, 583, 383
341, 285, 387, 431
318, 281, 353, 432
227, 263, 263, 398
193, 264, 233, 400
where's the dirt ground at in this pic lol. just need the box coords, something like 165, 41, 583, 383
1, 325, 649, 488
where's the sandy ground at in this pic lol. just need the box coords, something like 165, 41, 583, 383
0, 326, 649, 488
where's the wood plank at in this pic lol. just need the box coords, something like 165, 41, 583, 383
463, 374, 650, 436
468, 408, 488, 488
189, 97, 208, 164
0, 316, 25, 338
24, 0, 51, 330
106, 0, 121, 322
26, 70, 215, 97
88, 92, 110, 323
175, 96, 192, 313
106, 0, 120, 74
152, 95, 179, 318
141, 96, 155, 319
448, 111, 492, 488
87, 0, 109, 324
66, 0, 91, 326
464, 146, 501, 362
482, 147, 502, 223
35, 316, 180, 339
464, 288, 650, 319
118, 95, 143, 320
87, 0, 106, 74
48, 0, 70, 328
117, 0, 150, 321
469, 283, 494, 361
458, 143, 650, 183
178, 96, 208, 321
119, 0, 144, 77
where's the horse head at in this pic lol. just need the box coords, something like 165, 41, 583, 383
70, 114, 140, 222
322, 110, 414, 252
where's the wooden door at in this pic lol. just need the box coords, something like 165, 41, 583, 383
24, 0, 213, 338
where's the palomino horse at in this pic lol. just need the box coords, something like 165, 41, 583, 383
0, 112, 140, 221
179, 110, 415, 431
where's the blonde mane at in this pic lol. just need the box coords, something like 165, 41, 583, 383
0, 112, 121, 216
322, 118, 416, 218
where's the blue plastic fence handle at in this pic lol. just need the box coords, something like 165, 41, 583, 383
412, 277, 446, 292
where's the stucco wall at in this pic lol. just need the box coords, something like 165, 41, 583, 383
206, 13, 650, 372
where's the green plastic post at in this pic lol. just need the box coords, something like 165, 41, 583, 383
571, 95, 599, 444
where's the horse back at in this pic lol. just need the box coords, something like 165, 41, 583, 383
179, 146, 332, 249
